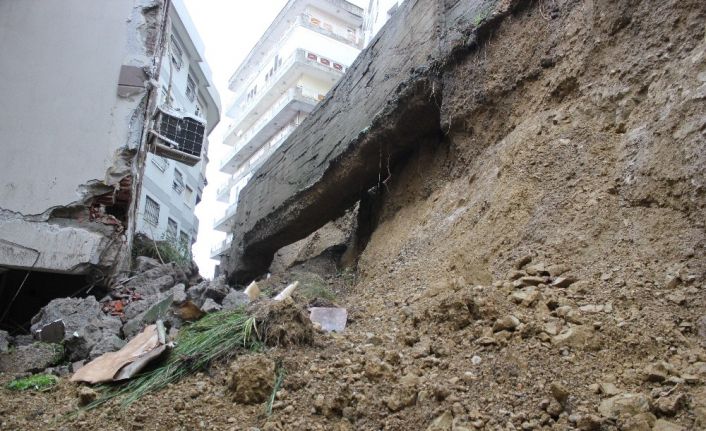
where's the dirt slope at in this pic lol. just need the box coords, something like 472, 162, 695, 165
2, 0, 705, 430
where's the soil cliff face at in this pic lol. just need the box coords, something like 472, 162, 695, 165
361, 0, 706, 296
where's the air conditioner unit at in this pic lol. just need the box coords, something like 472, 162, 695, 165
149, 107, 205, 166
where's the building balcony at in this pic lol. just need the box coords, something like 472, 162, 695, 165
215, 176, 234, 203
220, 86, 320, 174
224, 48, 345, 135
213, 203, 238, 232
210, 237, 232, 259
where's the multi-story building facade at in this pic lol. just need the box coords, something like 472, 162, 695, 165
135, 0, 220, 251
362, 0, 406, 45
210, 0, 364, 264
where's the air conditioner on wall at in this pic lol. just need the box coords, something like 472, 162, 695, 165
149, 106, 206, 166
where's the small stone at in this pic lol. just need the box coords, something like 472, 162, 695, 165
515, 255, 533, 269
622, 412, 656, 431
519, 276, 546, 287
551, 276, 577, 288
598, 393, 650, 418
550, 381, 569, 405
652, 419, 685, 431
654, 393, 686, 416
546, 399, 563, 417
577, 414, 602, 431
471, 355, 482, 365
493, 315, 520, 332
579, 304, 604, 313
547, 264, 568, 276
598, 382, 621, 396
78, 386, 97, 406
644, 362, 670, 382
426, 410, 453, 431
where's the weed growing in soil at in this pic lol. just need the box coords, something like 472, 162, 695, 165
265, 362, 285, 416
6, 374, 58, 391
89, 309, 260, 408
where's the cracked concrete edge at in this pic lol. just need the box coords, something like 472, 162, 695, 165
224, 0, 529, 284
0, 0, 171, 278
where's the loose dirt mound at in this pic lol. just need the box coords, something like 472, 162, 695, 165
1, 0, 705, 430
251, 299, 316, 348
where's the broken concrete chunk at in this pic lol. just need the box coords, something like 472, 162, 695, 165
309, 307, 348, 332
244, 281, 261, 300
187, 276, 230, 307
274, 281, 300, 301
71, 324, 166, 384
200, 298, 222, 313
30, 296, 123, 361
34, 319, 66, 343
221, 289, 250, 311
0, 342, 63, 373
133, 256, 161, 273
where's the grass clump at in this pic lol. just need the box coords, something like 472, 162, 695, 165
6, 374, 58, 392
132, 233, 191, 268
297, 273, 337, 302
90, 309, 259, 408
265, 363, 286, 416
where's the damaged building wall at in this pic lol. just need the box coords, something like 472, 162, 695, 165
223, 0, 502, 283
0, 0, 168, 275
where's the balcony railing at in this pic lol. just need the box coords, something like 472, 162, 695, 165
225, 48, 345, 138
210, 237, 232, 258
220, 87, 319, 173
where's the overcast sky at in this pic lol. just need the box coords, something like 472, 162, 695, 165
183, 1, 368, 278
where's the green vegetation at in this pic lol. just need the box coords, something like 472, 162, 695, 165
132, 233, 191, 268
472, 2, 495, 26
297, 273, 337, 302
265, 363, 285, 416
89, 309, 260, 408
6, 374, 58, 392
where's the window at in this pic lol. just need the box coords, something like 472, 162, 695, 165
166, 218, 178, 241
170, 34, 183, 70
144, 196, 160, 226
186, 73, 197, 102
173, 169, 185, 194
179, 230, 190, 250
152, 155, 169, 172
184, 185, 194, 206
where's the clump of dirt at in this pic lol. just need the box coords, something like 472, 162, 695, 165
228, 354, 275, 404
250, 299, 316, 347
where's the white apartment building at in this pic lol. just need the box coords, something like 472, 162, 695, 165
136, 0, 221, 250
210, 0, 364, 262
362, 0, 406, 45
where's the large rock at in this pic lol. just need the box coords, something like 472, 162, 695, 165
221, 289, 250, 311
187, 276, 230, 308
0, 342, 63, 373
30, 296, 122, 361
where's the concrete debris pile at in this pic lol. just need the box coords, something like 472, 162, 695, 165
0, 257, 253, 375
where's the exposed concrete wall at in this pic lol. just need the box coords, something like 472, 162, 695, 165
0, 0, 168, 275
224, 0, 521, 283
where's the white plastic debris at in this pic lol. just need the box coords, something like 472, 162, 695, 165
274, 281, 299, 301
244, 281, 261, 300
309, 307, 348, 332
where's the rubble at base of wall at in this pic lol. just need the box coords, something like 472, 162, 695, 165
0, 257, 251, 376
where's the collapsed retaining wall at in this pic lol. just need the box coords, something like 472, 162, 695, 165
224, 0, 520, 283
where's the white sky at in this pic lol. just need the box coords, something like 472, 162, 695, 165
183, 0, 368, 279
